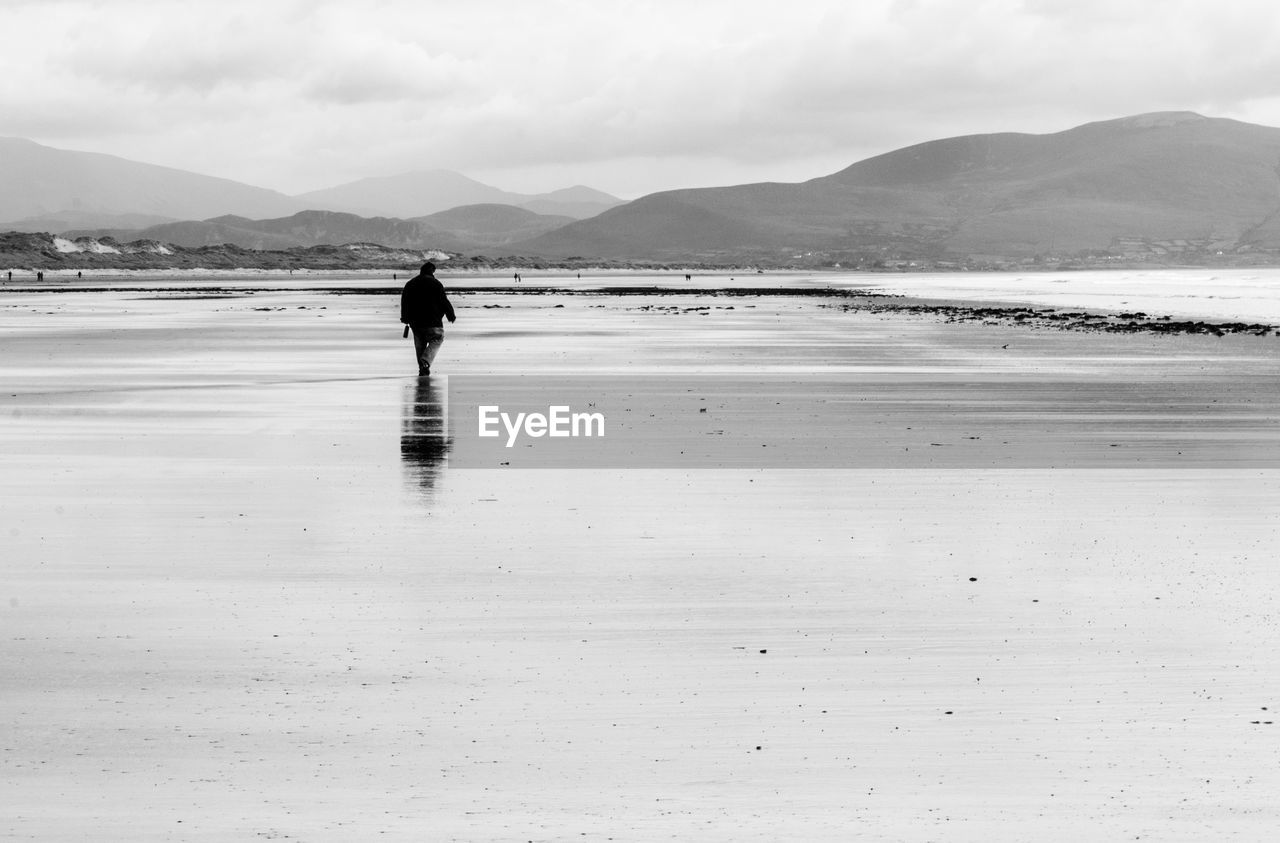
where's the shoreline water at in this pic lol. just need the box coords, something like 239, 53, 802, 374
7, 281, 1278, 338
6, 265, 1280, 321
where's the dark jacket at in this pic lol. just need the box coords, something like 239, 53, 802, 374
400, 272, 456, 328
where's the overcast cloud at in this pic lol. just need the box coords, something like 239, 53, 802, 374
5, 0, 1280, 198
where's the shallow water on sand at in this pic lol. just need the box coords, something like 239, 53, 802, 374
4, 285, 1280, 840
853, 266, 1280, 323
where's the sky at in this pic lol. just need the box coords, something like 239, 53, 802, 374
5, 0, 1280, 199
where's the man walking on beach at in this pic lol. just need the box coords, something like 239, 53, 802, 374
400, 261, 456, 377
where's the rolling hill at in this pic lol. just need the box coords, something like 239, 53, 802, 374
67, 206, 575, 252
415, 204, 574, 247
507, 112, 1280, 261
95, 211, 446, 251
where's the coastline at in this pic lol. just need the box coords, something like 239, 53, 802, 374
6, 278, 1278, 338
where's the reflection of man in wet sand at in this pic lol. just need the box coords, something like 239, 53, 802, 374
400, 377, 451, 495
400, 261, 456, 377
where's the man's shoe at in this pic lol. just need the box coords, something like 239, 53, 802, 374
418, 367, 431, 377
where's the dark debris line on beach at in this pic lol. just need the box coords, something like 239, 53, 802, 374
348, 285, 1280, 336
5, 284, 1277, 337
842, 301, 1278, 337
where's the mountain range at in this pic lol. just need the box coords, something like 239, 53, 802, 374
0, 137, 623, 231
9, 112, 1280, 264
294, 171, 620, 219
67, 206, 575, 252
508, 112, 1280, 261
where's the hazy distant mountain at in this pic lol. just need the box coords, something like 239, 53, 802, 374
295, 171, 623, 219
293, 170, 515, 217
507, 112, 1280, 260
0, 137, 306, 223
414, 204, 574, 247
70, 207, 575, 252
0, 138, 621, 237
518, 186, 626, 219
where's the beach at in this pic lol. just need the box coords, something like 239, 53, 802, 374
4, 276, 1280, 840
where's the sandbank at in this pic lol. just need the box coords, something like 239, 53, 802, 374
3, 281, 1279, 840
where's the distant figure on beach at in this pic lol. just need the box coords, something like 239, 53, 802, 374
400, 261, 456, 377
36, 271, 43, 282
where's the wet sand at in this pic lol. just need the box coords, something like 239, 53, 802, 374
4, 283, 1280, 840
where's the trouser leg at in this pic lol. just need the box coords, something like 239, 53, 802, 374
411, 326, 445, 372
424, 328, 445, 366
412, 328, 428, 372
